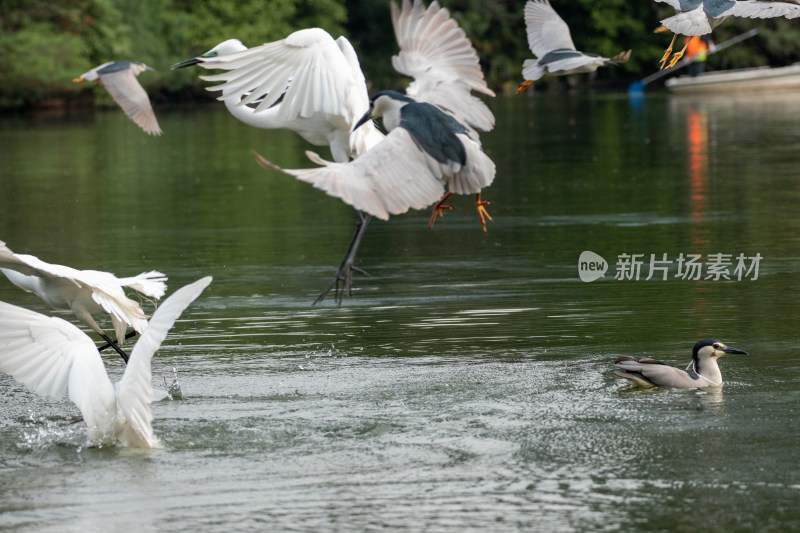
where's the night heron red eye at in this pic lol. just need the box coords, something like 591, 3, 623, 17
713, 343, 720, 349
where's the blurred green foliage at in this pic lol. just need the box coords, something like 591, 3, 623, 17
1, 0, 799, 108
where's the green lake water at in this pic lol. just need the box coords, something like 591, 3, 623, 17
0, 91, 799, 531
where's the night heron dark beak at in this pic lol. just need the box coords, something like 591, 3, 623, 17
171, 57, 202, 70
352, 108, 374, 132
720, 346, 747, 355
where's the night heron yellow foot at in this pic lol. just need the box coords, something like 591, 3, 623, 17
516, 80, 534, 94
475, 193, 492, 232
666, 41, 689, 69
659, 33, 678, 70
429, 192, 455, 229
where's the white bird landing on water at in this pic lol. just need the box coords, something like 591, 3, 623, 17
175, 0, 495, 305
0, 277, 211, 448
655, 0, 800, 69
0, 240, 167, 363
517, 0, 632, 93
614, 338, 747, 388
73, 60, 163, 136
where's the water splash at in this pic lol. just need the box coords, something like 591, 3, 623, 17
164, 366, 183, 399
16, 415, 86, 451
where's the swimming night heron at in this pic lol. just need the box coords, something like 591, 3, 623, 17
614, 338, 747, 388
0, 240, 168, 363
0, 277, 210, 448
174, 0, 495, 305
517, 0, 631, 93
655, 0, 800, 69
73, 61, 163, 135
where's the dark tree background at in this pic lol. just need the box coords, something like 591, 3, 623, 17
1, 0, 798, 107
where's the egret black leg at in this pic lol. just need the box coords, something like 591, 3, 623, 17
314, 210, 372, 306
97, 330, 138, 352
97, 333, 130, 364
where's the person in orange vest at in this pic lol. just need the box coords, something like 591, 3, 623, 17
685, 35, 714, 76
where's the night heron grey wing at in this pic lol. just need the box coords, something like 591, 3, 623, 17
654, 0, 703, 10
524, 0, 577, 57
253, 126, 449, 220
614, 356, 702, 388
391, 0, 495, 134
99, 69, 162, 136
718, 0, 800, 19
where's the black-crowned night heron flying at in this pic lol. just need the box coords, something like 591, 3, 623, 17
517, 0, 632, 93
0, 240, 167, 363
253, 87, 495, 230
174, 0, 495, 305
656, 0, 800, 69
73, 61, 163, 135
0, 277, 210, 448
614, 338, 747, 388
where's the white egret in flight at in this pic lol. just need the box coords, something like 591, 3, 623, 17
0, 277, 211, 448
518, 0, 631, 93
0, 240, 167, 362
73, 60, 163, 135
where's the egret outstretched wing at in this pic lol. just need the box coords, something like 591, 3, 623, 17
200, 30, 366, 129
0, 301, 112, 411
117, 276, 212, 448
